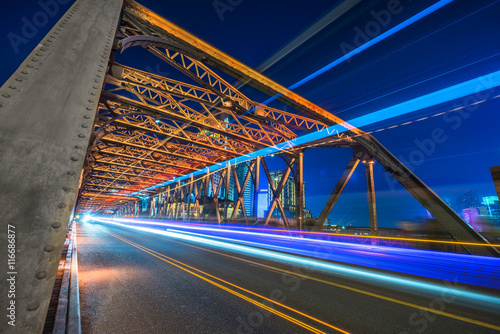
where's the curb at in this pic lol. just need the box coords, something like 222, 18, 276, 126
52, 222, 81, 334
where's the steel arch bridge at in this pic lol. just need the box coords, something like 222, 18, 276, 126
0, 0, 498, 332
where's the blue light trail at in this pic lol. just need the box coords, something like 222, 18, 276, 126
261, 0, 454, 105
93, 217, 500, 309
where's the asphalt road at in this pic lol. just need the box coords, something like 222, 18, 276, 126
77, 221, 500, 334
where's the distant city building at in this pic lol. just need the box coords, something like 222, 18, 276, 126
266, 170, 312, 219
207, 169, 235, 201
455, 189, 480, 213
235, 163, 254, 216
268, 170, 297, 218
463, 208, 480, 230
482, 196, 500, 221
257, 189, 268, 218
483, 196, 499, 206
303, 208, 313, 219
478, 206, 489, 216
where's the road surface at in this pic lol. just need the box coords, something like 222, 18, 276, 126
77, 220, 500, 333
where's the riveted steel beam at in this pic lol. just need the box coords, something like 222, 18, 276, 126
0, 1, 124, 332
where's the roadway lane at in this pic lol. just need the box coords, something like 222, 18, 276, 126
99, 218, 500, 289
77, 221, 500, 333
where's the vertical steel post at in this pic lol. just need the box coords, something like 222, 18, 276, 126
175, 181, 181, 219
223, 164, 231, 222
253, 157, 260, 222
166, 185, 171, 218
366, 160, 378, 235
187, 174, 194, 221
296, 151, 304, 230
178, 182, 185, 219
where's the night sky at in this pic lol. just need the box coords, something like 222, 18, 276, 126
1, 0, 499, 227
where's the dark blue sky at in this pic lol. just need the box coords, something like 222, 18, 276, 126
1, 0, 499, 227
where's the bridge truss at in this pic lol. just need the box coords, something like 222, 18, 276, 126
77, 0, 494, 252
0, 0, 497, 332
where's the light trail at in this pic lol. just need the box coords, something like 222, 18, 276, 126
107, 231, 348, 334
98, 218, 500, 288
170, 237, 500, 332
107, 217, 500, 248
93, 218, 500, 305
261, 0, 454, 105
255, 0, 361, 73
335, 52, 500, 115
306, 0, 500, 110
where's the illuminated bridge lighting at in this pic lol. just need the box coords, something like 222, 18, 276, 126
104, 217, 500, 248
94, 217, 500, 290
261, 0, 454, 105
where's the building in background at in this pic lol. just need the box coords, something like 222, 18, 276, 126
207, 169, 235, 201
482, 196, 500, 221
455, 189, 480, 213
235, 163, 254, 216
266, 170, 313, 219
257, 189, 268, 218
463, 208, 479, 228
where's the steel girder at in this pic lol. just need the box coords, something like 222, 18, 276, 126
70, 1, 497, 255
113, 0, 497, 255
81, 178, 154, 194
106, 69, 292, 145
78, 4, 345, 211
0, 0, 125, 332
95, 129, 228, 164
112, 62, 327, 135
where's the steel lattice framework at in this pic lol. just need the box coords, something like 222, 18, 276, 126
76, 1, 355, 215
1, 1, 498, 332
72, 0, 497, 257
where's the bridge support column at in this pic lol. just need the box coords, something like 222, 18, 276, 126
223, 164, 231, 222
253, 157, 261, 223
296, 151, 304, 230
365, 160, 378, 235
202, 171, 210, 221
187, 174, 194, 221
